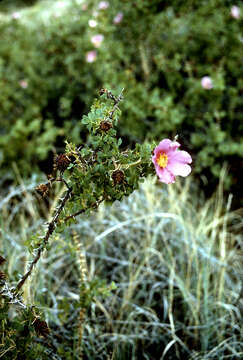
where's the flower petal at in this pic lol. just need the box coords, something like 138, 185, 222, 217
154, 139, 172, 156
169, 150, 192, 164
167, 162, 191, 177
157, 167, 175, 184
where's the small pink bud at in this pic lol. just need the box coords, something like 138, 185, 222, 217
113, 12, 123, 24
91, 34, 104, 48
231, 6, 240, 19
88, 19, 97, 28
19, 80, 28, 89
201, 76, 213, 90
98, 1, 109, 10
86, 51, 97, 63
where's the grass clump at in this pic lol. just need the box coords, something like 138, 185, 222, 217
1, 175, 242, 359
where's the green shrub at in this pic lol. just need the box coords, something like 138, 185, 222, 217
0, 0, 242, 188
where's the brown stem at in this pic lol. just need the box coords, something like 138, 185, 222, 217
15, 185, 72, 293
64, 198, 103, 222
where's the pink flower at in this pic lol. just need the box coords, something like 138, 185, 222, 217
91, 34, 104, 48
201, 76, 213, 90
81, 3, 88, 11
12, 12, 21, 20
98, 1, 109, 10
19, 80, 28, 89
88, 19, 97, 28
86, 50, 97, 63
231, 6, 240, 19
113, 12, 123, 24
152, 139, 192, 184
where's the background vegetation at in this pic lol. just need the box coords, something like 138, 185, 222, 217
0, 0, 242, 359
0, 0, 242, 191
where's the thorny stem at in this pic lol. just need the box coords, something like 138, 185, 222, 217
64, 198, 103, 222
107, 88, 124, 121
15, 181, 72, 293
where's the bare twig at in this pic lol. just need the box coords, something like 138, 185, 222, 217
107, 88, 124, 121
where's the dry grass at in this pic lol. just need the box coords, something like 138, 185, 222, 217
1, 174, 242, 359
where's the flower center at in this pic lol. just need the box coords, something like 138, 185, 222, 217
157, 153, 168, 168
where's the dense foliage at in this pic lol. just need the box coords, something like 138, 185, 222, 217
0, 0, 242, 189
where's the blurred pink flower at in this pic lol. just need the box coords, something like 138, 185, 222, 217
201, 76, 213, 90
88, 19, 97, 28
19, 80, 28, 89
91, 34, 104, 48
113, 12, 123, 24
81, 4, 88, 11
152, 139, 192, 184
86, 50, 97, 63
98, 1, 109, 10
231, 6, 240, 19
56, 1, 65, 9
12, 12, 21, 20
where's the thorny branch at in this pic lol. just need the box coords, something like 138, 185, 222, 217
14, 89, 123, 292
102, 88, 124, 121
15, 180, 72, 293
63, 89, 124, 222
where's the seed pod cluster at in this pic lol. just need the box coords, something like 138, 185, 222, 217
55, 154, 71, 173
0, 256, 6, 266
112, 169, 125, 185
35, 183, 50, 198
33, 318, 50, 337
100, 120, 112, 132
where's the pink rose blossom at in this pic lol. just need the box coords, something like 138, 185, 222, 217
231, 6, 240, 19
88, 19, 97, 28
152, 139, 192, 184
113, 12, 123, 24
19, 80, 28, 89
201, 76, 213, 90
86, 50, 97, 63
91, 34, 104, 48
98, 1, 109, 10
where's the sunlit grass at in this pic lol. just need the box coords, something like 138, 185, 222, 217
1, 174, 242, 359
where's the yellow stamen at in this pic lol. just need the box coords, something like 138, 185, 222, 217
157, 153, 168, 168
